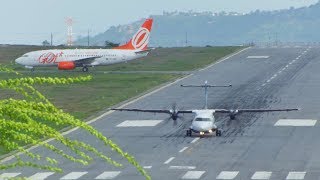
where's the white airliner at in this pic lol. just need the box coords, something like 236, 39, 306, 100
15, 18, 153, 72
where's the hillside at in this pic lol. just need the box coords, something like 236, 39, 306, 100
77, 2, 320, 47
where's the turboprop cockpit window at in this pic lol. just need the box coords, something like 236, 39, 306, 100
195, 118, 211, 121
22, 55, 29, 57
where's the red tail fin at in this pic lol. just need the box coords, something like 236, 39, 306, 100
114, 18, 153, 50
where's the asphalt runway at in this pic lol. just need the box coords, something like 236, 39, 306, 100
2, 47, 320, 180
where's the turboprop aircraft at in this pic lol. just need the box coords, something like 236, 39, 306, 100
15, 18, 153, 72
112, 81, 299, 137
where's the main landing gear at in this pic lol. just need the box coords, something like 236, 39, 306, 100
216, 129, 222, 137
186, 129, 192, 137
82, 66, 89, 72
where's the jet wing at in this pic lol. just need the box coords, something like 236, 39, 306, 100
73, 56, 102, 66
111, 108, 193, 114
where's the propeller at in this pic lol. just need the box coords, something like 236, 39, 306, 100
229, 109, 239, 120
168, 103, 184, 126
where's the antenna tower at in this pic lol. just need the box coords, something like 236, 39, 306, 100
66, 17, 73, 46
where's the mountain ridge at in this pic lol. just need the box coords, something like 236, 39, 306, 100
76, 2, 320, 47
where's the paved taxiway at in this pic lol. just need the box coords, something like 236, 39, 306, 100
2, 47, 320, 180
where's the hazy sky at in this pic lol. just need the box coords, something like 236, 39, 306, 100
0, 0, 318, 45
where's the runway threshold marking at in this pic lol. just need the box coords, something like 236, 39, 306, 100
28, 172, 55, 180
164, 157, 175, 164
60, 172, 88, 180
286, 172, 306, 179
179, 147, 189, 153
0, 173, 21, 180
275, 119, 317, 127
116, 120, 163, 127
251, 171, 272, 179
181, 171, 205, 179
95, 171, 121, 179
169, 166, 196, 170
216, 171, 239, 179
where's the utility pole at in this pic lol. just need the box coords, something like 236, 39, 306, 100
87, 29, 90, 47
185, 32, 188, 47
50, 33, 53, 46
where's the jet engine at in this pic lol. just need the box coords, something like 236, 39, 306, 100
58, 61, 76, 70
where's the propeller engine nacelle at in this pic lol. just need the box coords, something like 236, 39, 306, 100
58, 61, 76, 70
229, 109, 239, 120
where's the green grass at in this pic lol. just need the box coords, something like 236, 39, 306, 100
0, 45, 243, 71
0, 72, 179, 120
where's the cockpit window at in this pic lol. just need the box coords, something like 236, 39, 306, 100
22, 55, 29, 57
195, 118, 211, 121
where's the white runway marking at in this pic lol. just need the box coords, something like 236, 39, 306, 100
282, 67, 286, 71
95, 171, 121, 179
191, 137, 200, 144
116, 120, 162, 127
169, 166, 196, 170
143, 166, 152, 169
286, 172, 306, 179
296, 57, 299, 60
275, 119, 317, 127
216, 171, 239, 179
285, 65, 289, 68
199, 47, 250, 72
0, 173, 21, 180
179, 147, 189, 153
60, 172, 88, 180
251, 171, 272, 179
164, 157, 175, 164
181, 171, 205, 179
28, 172, 55, 180
247, 56, 269, 59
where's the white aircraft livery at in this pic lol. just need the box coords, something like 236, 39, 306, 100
15, 18, 153, 72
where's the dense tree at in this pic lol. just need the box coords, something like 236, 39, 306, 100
0, 68, 150, 180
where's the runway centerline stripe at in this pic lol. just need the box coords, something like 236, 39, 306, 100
247, 56, 270, 59
0, 173, 21, 180
116, 120, 163, 127
191, 137, 200, 144
275, 119, 317, 127
286, 172, 306, 180
169, 166, 196, 170
179, 147, 188, 153
143, 166, 152, 169
251, 171, 272, 179
28, 172, 55, 180
60, 172, 88, 180
181, 171, 205, 179
164, 157, 175, 164
95, 171, 121, 179
216, 171, 239, 179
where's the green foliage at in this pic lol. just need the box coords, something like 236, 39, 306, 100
0, 68, 151, 180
